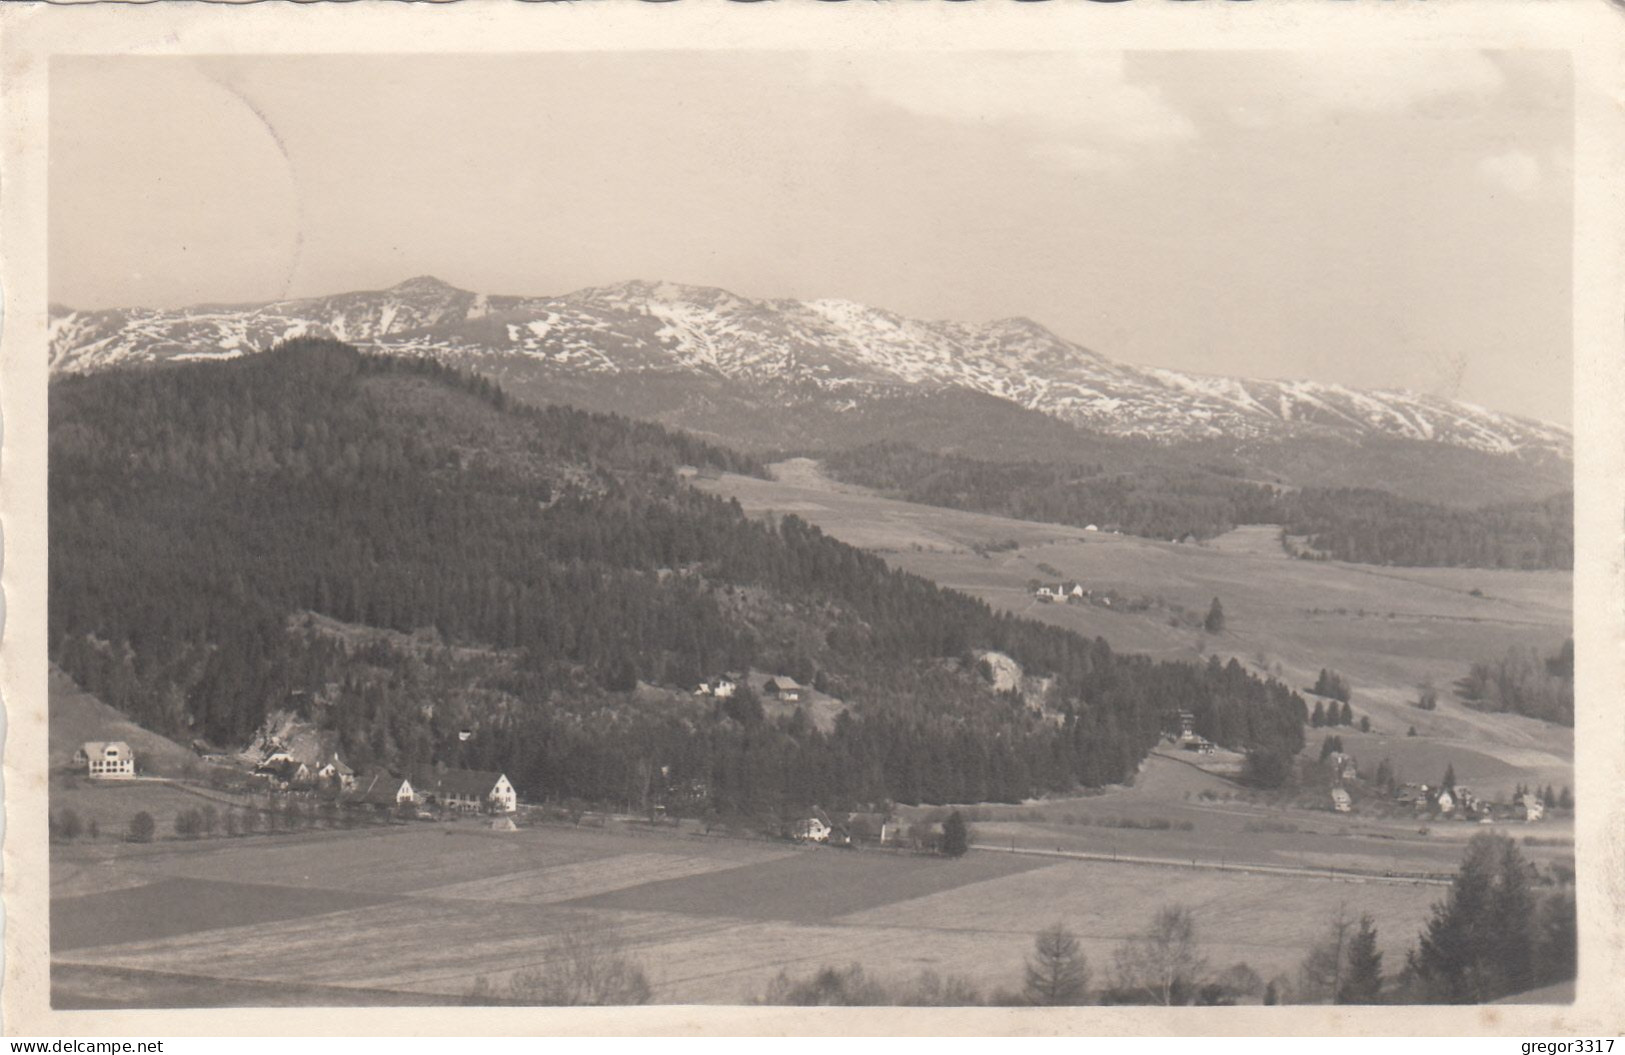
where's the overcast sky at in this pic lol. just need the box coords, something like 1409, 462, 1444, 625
49, 50, 1573, 425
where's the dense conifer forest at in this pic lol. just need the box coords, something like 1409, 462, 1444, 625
821, 443, 1572, 570
49, 340, 1308, 812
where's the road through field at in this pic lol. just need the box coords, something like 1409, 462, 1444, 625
969, 842, 1451, 886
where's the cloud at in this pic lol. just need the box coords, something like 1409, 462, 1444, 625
1476, 150, 1543, 197
825, 52, 1196, 171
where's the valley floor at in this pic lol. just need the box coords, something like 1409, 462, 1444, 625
52, 813, 1457, 1008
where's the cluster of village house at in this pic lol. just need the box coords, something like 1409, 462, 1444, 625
791, 807, 897, 847
1035, 582, 1091, 604
74, 738, 518, 815
1031, 581, 1138, 609
1387, 780, 1546, 822
1317, 747, 1546, 821
694, 674, 807, 703
1163, 713, 1549, 822
252, 751, 518, 814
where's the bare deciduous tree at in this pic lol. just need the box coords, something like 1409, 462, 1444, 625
508, 920, 652, 1006
1298, 903, 1355, 1004
1111, 904, 1208, 1006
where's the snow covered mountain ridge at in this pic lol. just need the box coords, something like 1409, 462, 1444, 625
49, 276, 1571, 458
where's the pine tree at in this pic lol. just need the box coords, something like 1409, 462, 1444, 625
1489, 838, 1537, 997
1338, 915, 1383, 1004
1312, 702, 1326, 728
1409, 833, 1535, 1002
1534, 890, 1577, 986
1024, 923, 1091, 1005
1339, 701, 1354, 726
1442, 763, 1457, 793
1204, 598, 1225, 635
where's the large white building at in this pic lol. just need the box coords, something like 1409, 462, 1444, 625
75, 741, 136, 779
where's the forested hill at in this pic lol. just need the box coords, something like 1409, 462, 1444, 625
50, 340, 1306, 811
822, 443, 1572, 571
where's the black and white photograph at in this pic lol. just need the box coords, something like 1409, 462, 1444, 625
4, 1, 1622, 1039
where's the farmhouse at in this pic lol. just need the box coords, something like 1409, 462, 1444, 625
794, 816, 831, 843
844, 810, 896, 846
1435, 788, 1455, 814
410, 766, 518, 813
346, 772, 416, 810
764, 677, 805, 703
314, 754, 355, 790
1516, 793, 1545, 822
74, 741, 136, 779
1330, 787, 1353, 813
694, 677, 738, 699
1396, 782, 1427, 803
256, 758, 313, 789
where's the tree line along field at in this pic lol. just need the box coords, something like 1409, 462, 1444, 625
51, 820, 1449, 1008
699, 463, 1573, 794
818, 441, 1572, 570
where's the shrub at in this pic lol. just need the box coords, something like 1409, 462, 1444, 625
174, 809, 203, 838
127, 811, 156, 843
54, 809, 83, 842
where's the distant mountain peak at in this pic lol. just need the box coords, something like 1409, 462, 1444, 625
46, 277, 1570, 460
389, 275, 464, 295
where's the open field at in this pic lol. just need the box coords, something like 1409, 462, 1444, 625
52, 822, 1455, 1007
698, 462, 1573, 792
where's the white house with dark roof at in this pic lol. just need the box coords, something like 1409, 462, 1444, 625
314, 753, 356, 790
411, 766, 518, 813
74, 741, 135, 779
346, 772, 416, 810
